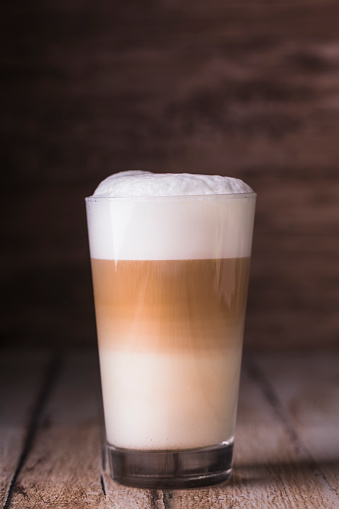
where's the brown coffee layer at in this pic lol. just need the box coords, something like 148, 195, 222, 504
91, 258, 250, 352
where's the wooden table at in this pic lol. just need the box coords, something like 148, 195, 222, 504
1, 349, 338, 508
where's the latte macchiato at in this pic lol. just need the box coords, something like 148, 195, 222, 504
86, 171, 256, 488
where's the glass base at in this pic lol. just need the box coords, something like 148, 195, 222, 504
107, 442, 233, 489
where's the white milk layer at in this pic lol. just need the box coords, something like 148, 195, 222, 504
86, 172, 255, 261
99, 343, 242, 449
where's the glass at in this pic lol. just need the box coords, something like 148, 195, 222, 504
85, 192, 256, 488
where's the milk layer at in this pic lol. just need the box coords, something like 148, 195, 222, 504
86, 172, 255, 261
99, 345, 242, 449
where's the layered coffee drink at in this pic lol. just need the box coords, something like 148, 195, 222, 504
86, 171, 256, 488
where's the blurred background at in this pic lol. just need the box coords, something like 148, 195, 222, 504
1, 0, 339, 352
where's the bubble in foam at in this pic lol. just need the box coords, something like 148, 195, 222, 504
93, 171, 253, 198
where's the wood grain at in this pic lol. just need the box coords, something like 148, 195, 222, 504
255, 352, 339, 497
7, 351, 154, 509
2, 350, 338, 508
0, 351, 50, 507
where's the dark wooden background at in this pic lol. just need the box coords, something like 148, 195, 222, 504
1, 1, 339, 350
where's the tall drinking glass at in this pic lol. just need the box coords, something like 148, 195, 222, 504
86, 190, 256, 488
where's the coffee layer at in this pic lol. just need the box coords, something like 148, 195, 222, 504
91, 258, 250, 352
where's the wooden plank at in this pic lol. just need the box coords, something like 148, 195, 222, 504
255, 351, 339, 496
8, 350, 154, 509
0, 350, 50, 507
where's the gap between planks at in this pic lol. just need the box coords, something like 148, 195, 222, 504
2, 352, 62, 509
244, 356, 336, 497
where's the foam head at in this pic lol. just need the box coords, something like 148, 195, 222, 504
86, 172, 256, 260
93, 171, 253, 197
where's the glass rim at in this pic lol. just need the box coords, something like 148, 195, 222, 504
85, 192, 256, 203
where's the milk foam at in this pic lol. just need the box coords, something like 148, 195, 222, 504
93, 171, 253, 197
86, 172, 255, 261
